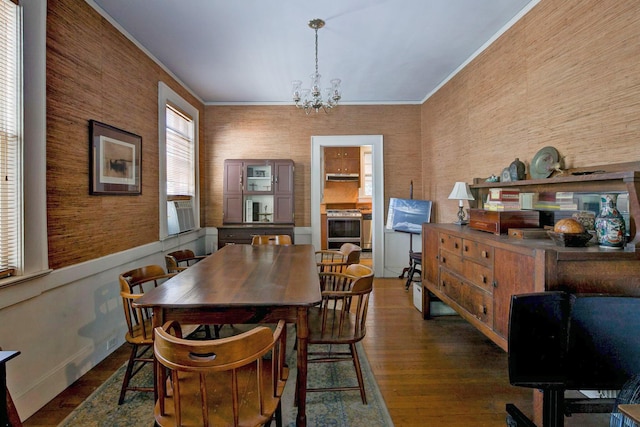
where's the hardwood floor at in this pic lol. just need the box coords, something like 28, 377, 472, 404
22, 276, 610, 426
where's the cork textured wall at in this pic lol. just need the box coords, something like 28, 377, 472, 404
204, 105, 422, 227
46, 0, 205, 269
45, 0, 639, 268
423, 0, 640, 222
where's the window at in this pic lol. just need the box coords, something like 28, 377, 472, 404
0, 0, 21, 277
158, 82, 199, 239
165, 105, 195, 197
362, 151, 373, 197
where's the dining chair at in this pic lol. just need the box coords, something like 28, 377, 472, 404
165, 249, 206, 273
118, 264, 207, 404
118, 265, 176, 404
153, 320, 289, 427
250, 234, 292, 245
307, 263, 374, 404
315, 242, 362, 273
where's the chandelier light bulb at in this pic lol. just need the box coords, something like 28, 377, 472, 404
292, 19, 341, 114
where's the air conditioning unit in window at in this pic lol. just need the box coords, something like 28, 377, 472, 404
167, 199, 195, 234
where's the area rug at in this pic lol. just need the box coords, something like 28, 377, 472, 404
58, 325, 394, 427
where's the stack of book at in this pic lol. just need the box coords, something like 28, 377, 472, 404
484, 188, 521, 211
532, 192, 578, 210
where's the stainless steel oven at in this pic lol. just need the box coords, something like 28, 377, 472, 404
326, 210, 362, 250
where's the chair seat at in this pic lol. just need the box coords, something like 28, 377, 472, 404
308, 307, 365, 344
155, 364, 289, 427
124, 322, 154, 346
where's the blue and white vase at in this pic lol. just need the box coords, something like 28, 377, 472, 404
595, 194, 626, 249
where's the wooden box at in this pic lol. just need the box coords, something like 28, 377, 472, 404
508, 227, 551, 240
469, 209, 540, 235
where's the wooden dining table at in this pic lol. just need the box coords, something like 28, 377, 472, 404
134, 243, 321, 427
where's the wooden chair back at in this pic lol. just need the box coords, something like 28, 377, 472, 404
165, 249, 206, 273
153, 320, 289, 427
317, 264, 374, 341
250, 234, 292, 245
315, 243, 362, 273
339, 243, 362, 265
118, 265, 175, 343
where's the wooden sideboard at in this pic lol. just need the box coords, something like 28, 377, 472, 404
422, 162, 640, 351
422, 224, 640, 350
217, 225, 294, 249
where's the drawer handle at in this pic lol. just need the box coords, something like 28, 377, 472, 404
481, 275, 487, 284
440, 238, 444, 243
442, 257, 446, 264
492, 280, 498, 288
481, 250, 488, 258
454, 242, 459, 249
482, 305, 487, 315
442, 280, 447, 287
464, 245, 468, 252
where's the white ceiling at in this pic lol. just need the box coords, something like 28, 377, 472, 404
90, 0, 537, 105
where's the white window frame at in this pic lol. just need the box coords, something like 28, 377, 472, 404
158, 82, 200, 240
0, 0, 49, 288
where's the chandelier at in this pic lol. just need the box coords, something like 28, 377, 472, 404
292, 19, 341, 114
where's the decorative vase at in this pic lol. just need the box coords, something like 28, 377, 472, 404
595, 194, 626, 248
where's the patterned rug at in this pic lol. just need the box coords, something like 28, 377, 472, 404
59, 325, 394, 427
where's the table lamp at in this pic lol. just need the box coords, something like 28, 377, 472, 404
448, 182, 475, 225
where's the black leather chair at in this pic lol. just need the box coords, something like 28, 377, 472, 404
506, 291, 640, 427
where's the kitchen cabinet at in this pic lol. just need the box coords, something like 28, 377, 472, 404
324, 147, 360, 175
223, 159, 294, 224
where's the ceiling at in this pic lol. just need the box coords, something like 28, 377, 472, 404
90, 0, 537, 105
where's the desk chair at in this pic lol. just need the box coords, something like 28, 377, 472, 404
315, 243, 361, 273
251, 234, 292, 245
165, 249, 206, 273
153, 320, 288, 427
308, 263, 374, 403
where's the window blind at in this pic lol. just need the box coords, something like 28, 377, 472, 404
0, 0, 20, 277
166, 104, 194, 196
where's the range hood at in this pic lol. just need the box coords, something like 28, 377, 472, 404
326, 173, 360, 182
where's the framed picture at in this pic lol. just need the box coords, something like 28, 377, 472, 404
89, 120, 141, 195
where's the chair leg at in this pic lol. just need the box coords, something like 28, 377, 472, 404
350, 343, 367, 404
118, 344, 138, 405
118, 343, 153, 405
275, 400, 283, 427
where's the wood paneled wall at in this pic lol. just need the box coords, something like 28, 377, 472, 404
46, 0, 205, 269
423, 0, 640, 223
204, 105, 422, 227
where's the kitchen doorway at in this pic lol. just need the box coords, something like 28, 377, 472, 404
311, 135, 384, 278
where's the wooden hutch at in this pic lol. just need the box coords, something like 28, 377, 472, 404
421, 162, 640, 352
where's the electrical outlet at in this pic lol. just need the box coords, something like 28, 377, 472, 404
106, 337, 117, 351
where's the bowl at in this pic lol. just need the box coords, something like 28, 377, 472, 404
547, 231, 593, 247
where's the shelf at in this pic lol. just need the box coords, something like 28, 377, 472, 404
470, 162, 640, 251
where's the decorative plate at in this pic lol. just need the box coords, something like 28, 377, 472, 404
530, 146, 560, 179
501, 168, 512, 182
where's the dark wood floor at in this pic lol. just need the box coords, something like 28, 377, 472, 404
22, 276, 611, 426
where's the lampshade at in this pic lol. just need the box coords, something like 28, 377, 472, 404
448, 182, 474, 201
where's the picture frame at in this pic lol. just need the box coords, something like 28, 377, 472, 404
89, 120, 142, 195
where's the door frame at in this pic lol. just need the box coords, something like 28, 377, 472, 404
311, 135, 384, 277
